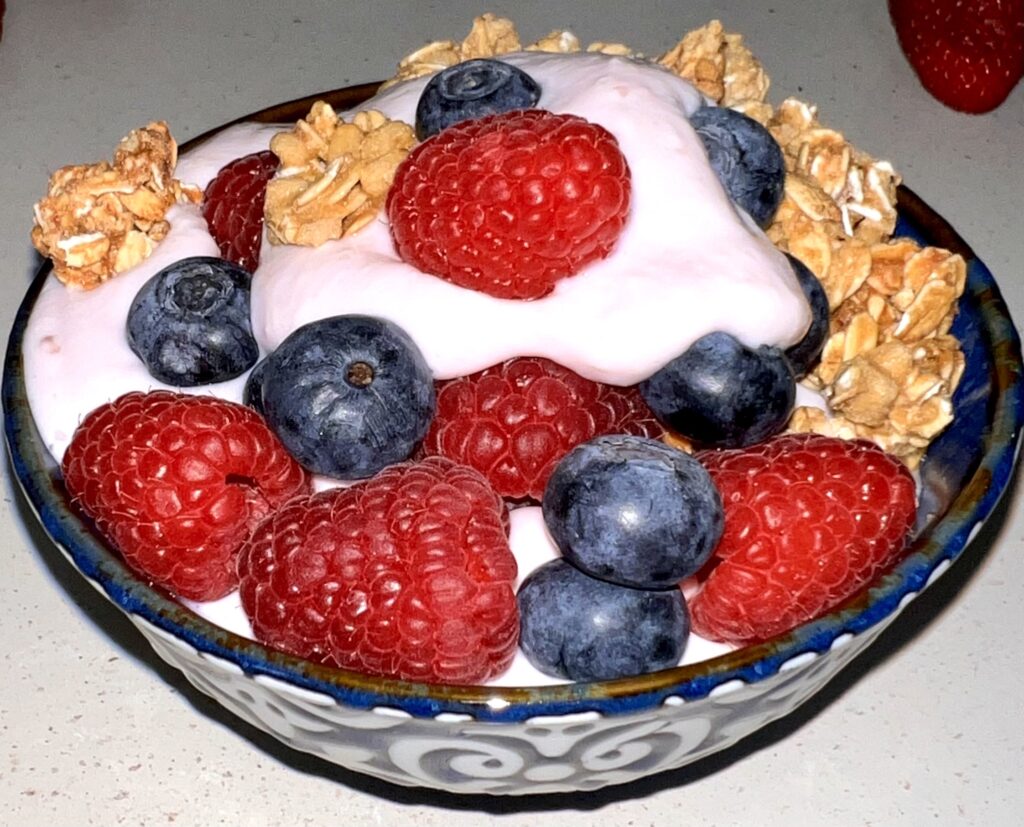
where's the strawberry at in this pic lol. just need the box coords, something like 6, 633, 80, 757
889, 0, 1024, 113
62, 391, 310, 601
421, 357, 663, 501
387, 110, 631, 300
202, 150, 279, 271
689, 433, 917, 645
236, 457, 519, 685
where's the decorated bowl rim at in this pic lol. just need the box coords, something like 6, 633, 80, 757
4, 82, 1023, 723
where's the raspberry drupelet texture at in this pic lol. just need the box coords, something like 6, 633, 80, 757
202, 150, 279, 272
387, 110, 632, 300
422, 357, 664, 501
690, 433, 917, 644
236, 456, 520, 685
61, 391, 310, 601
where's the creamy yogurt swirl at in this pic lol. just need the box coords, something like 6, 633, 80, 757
255, 52, 809, 383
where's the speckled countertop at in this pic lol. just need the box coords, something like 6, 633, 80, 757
1, 1, 1022, 825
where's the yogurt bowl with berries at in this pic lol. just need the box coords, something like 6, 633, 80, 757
6, 20, 1024, 794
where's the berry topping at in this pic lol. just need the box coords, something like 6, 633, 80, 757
61, 391, 310, 601
783, 253, 830, 378
543, 436, 723, 589
422, 357, 663, 501
261, 315, 435, 480
517, 559, 689, 682
202, 149, 279, 271
690, 433, 917, 645
689, 105, 786, 228
415, 59, 542, 140
387, 110, 631, 300
127, 256, 259, 387
237, 457, 519, 684
640, 331, 795, 448
889, 0, 1024, 114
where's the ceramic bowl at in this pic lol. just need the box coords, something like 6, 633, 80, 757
4, 85, 1023, 795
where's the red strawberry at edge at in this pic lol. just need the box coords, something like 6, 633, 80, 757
62, 391, 310, 601
422, 357, 664, 501
890, 0, 1024, 114
689, 433, 917, 645
202, 149, 279, 271
387, 110, 632, 300
236, 456, 520, 685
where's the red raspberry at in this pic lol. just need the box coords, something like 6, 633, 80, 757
237, 457, 519, 685
387, 110, 631, 300
62, 391, 310, 601
202, 150, 279, 272
689, 433, 917, 645
421, 357, 664, 501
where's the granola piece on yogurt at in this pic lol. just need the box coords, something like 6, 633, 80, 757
382, 13, 521, 89
31, 122, 200, 289
658, 20, 770, 108
264, 104, 415, 247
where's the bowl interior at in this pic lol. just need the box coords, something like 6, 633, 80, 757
4, 85, 1023, 722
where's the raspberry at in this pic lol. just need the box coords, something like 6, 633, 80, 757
421, 357, 663, 501
61, 391, 310, 601
689, 433, 917, 645
202, 150, 279, 272
387, 110, 631, 300
237, 457, 519, 685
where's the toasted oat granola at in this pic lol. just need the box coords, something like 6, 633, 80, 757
264, 103, 416, 247
31, 122, 200, 289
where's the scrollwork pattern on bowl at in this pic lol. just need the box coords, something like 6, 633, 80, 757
130, 611, 889, 794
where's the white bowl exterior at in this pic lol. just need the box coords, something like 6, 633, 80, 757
129, 609, 893, 794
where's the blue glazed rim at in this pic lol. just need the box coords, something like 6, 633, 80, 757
4, 85, 1023, 724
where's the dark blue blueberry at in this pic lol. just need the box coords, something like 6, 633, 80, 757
243, 357, 268, 417
690, 105, 785, 228
543, 436, 722, 589
783, 253, 830, 378
517, 559, 689, 682
640, 331, 795, 448
126, 256, 258, 386
415, 59, 541, 140
261, 315, 435, 479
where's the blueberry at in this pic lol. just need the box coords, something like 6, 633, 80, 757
640, 331, 795, 448
783, 254, 830, 378
690, 105, 785, 228
261, 315, 435, 479
543, 436, 722, 589
243, 357, 268, 416
517, 559, 689, 682
126, 256, 258, 386
415, 59, 542, 140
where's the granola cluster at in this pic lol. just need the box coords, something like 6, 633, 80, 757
658, 19, 769, 110
788, 242, 965, 464
31, 122, 200, 289
382, 12, 638, 90
264, 103, 415, 247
